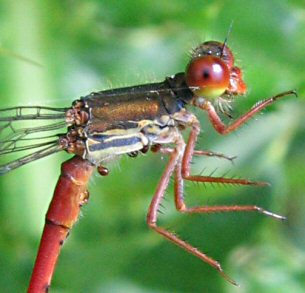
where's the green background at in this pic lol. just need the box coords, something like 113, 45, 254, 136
0, 1, 304, 292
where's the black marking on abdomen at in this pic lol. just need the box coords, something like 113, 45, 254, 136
88, 135, 142, 151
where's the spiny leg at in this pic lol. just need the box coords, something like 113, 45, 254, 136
193, 150, 236, 163
182, 117, 268, 184
167, 121, 285, 285
175, 160, 286, 220
204, 90, 296, 135
147, 137, 239, 286
151, 144, 236, 163
172, 161, 285, 284
152, 120, 281, 217
178, 117, 285, 220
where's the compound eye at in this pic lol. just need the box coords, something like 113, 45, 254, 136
186, 56, 230, 99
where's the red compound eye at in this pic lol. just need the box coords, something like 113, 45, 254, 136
186, 56, 230, 99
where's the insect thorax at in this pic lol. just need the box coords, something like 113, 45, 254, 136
61, 73, 194, 166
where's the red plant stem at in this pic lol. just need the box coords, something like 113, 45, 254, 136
27, 156, 95, 293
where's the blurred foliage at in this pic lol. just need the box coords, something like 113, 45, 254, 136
0, 0, 304, 292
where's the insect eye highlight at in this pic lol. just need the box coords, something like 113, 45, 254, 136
186, 56, 230, 99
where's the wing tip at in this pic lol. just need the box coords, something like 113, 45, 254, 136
0, 166, 11, 175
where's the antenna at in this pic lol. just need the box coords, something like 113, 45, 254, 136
221, 20, 234, 57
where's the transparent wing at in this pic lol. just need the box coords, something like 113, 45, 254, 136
0, 106, 67, 174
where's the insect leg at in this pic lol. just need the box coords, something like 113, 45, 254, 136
146, 134, 239, 286
204, 90, 296, 135
182, 116, 268, 185
175, 160, 285, 220
193, 150, 236, 162
177, 118, 285, 220
151, 144, 235, 163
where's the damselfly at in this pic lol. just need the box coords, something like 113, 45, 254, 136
0, 40, 296, 292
